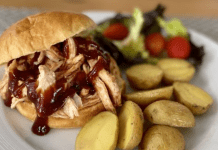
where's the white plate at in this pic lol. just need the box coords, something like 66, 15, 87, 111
0, 11, 218, 150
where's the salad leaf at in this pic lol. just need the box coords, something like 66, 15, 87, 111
95, 21, 110, 33
97, 4, 165, 35
157, 17, 188, 38
114, 8, 148, 60
188, 34, 205, 69
141, 4, 166, 35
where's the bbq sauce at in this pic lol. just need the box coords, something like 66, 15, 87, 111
54, 40, 69, 59
5, 37, 110, 136
5, 52, 41, 106
74, 37, 110, 62
32, 116, 50, 136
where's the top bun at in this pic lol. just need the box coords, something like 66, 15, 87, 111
0, 11, 96, 65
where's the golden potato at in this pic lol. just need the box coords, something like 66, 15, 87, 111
75, 111, 119, 150
157, 58, 195, 84
139, 125, 185, 150
118, 101, 144, 150
126, 64, 163, 90
174, 82, 213, 115
125, 86, 173, 107
144, 100, 195, 127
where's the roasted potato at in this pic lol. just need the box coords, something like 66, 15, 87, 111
125, 86, 173, 107
117, 101, 144, 150
75, 111, 119, 150
144, 100, 195, 127
139, 125, 185, 150
157, 58, 195, 84
126, 64, 163, 90
174, 82, 213, 115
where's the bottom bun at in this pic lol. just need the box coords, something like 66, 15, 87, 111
16, 101, 105, 128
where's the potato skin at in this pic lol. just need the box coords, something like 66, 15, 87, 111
144, 100, 195, 127
157, 58, 195, 84
75, 111, 119, 150
139, 125, 185, 150
173, 82, 213, 115
118, 101, 144, 150
126, 64, 163, 90
125, 86, 173, 107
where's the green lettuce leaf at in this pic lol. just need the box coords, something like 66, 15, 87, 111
114, 8, 149, 60
156, 17, 188, 38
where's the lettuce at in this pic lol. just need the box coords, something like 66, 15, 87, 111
156, 17, 188, 38
114, 8, 149, 60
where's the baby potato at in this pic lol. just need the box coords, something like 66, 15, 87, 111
174, 82, 213, 115
118, 101, 144, 150
144, 100, 195, 127
125, 86, 173, 107
126, 64, 163, 90
139, 125, 185, 150
157, 58, 195, 84
75, 111, 119, 150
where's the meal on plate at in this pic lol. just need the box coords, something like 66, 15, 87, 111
0, 3, 215, 150
0, 12, 125, 135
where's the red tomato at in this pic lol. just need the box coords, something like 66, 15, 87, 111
166, 36, 191, 59
103, 23, 129, 40
145, 33, 165, 56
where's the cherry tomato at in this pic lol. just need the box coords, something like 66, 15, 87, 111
103, 23, 129, 40
145, 33, 165, 56
166, 36, 191, 59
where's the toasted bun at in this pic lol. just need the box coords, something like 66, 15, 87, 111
16, 101, 105, 128
0, 11, 96, 65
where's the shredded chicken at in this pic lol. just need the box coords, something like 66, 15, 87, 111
11, 97, 27, 109
87, 59, 98, 70
17, 64, 26, 71
64, 54, 84, 77
83, 64, 90, 74
81, 93, 101, 108
36, 65, 56, 92
63, 97, 79, 119
45, 46, 64, 62
34, 51, 45, 65
27, 54, 35, 64
45, 59, 64, 71
98, 69, 121, 106
0, 60, 17, 99
67, 38, 76, 59
0, 37, 123, 119
73, 93, 83, 108
93, 77, 116, 114
51, 109, 69, 119
56, 54, 84, 81
80, 88, 89, 97
110, 57, 125, 93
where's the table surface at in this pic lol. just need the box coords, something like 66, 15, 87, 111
0, 0, 218, 17
0, 1, 218, 43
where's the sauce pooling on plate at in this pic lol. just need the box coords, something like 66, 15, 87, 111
4, 37, 110, 136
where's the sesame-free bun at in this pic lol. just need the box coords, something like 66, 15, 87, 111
0, 11, 96, 65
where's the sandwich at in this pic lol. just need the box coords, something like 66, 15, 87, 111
0, 12, 125, 135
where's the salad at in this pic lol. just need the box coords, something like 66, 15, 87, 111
91, 4, 204, 68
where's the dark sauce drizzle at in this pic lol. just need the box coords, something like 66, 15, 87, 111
4, 37, 110, 136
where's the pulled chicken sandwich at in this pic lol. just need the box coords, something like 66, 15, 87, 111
0, 12, 125, 135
